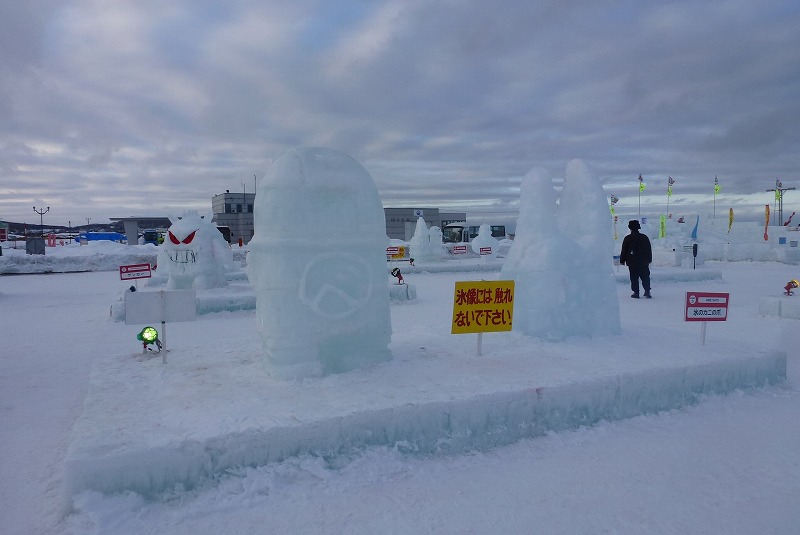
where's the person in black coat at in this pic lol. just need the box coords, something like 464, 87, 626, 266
619, 219, 652, 298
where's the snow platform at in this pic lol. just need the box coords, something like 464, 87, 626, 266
759, 296, 800, 319
64, 329, 785, 502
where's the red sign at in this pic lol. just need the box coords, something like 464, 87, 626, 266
479, 247, 492, 256
120, 263, 152, 280
452, 245, 468, 255
684, 291, 729, 322
386, 246, 399, 255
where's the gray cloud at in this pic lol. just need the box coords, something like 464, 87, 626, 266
1, 0, 798, 226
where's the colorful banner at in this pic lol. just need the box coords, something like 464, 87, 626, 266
714, 175, 720, 194
638, 174, 646, 192
728, 208, 734, 233
667, 176, 675, 197
764, 205, 770, 241
659, 215, 666, 238
691, 215, 700, 241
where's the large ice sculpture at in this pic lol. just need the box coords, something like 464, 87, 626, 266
155, 212, 234, 290
501, 160, 620, 340
247, 147, 392, 379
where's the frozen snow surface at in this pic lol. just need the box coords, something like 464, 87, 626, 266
3, 218, 800, 534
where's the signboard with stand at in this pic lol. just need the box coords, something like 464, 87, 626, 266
684, 291, 729, 345
125, 289, 197, 363
385, 246, 406, 260
119, 263, 152, 280
451, 280, 514, 356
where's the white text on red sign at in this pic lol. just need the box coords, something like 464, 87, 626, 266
684, 291, 729, 322
119, 263, 152, 280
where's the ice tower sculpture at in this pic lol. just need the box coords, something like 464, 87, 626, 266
156, 211, 234, 290
247, 147, 392, 379
409, 216, 433, 261
501, 160, 620, 340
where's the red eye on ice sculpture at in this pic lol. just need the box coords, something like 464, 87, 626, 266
168, 230, 197, 245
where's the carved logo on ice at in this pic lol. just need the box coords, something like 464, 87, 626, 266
299, 253, 373, 318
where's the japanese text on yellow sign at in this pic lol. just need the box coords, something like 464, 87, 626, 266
451, 280, 514, 334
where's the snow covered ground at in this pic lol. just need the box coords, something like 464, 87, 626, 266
2, 241, 800, 534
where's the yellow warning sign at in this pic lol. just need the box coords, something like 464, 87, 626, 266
451, 280, 514, 334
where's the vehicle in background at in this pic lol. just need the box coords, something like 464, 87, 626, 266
442, 222, 506, 243
142, 229, 162, 245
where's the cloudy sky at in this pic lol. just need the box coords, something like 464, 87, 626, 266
1, 0, 798, 227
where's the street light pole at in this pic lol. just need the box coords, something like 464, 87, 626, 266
33, 206, 50, 237
766, 184, 796, 225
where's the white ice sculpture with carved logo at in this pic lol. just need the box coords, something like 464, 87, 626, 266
247, 147, 392, 380
155, 211, 234, 290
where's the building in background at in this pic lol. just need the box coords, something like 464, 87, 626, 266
209, 190, 467, 244
211, 191, 255, 245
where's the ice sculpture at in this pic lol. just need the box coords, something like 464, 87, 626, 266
501, 160, 620, 340
428, 226, 448, 258
409, 216, 433, 261
247, 147, 392, 379
470, 223, 500, 259
155, 212, 234, 290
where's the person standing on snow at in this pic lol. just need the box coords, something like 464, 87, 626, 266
619, 219, 652, 298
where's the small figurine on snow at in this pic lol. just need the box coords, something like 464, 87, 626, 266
391, 267, 405, 285
784, 279, 799, 296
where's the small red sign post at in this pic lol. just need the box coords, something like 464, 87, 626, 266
479, 247, 492, 256
452, 245, 468, 255
684, 291, 729, 345
120, 263, 152, 281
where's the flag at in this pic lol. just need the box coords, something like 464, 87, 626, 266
777, 178, 783, 189
728, 208, 734, 233
610, 194, 619, 205
659, 215, 666, 239
764, 205, 770, 241
638, 174, 646, 192
714, 175, 720, 194
667, 176, 674, 197
776, 189, 782, 201
784, 212, 795, 227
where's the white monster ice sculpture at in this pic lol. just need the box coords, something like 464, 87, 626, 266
155, 212, 234, 290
